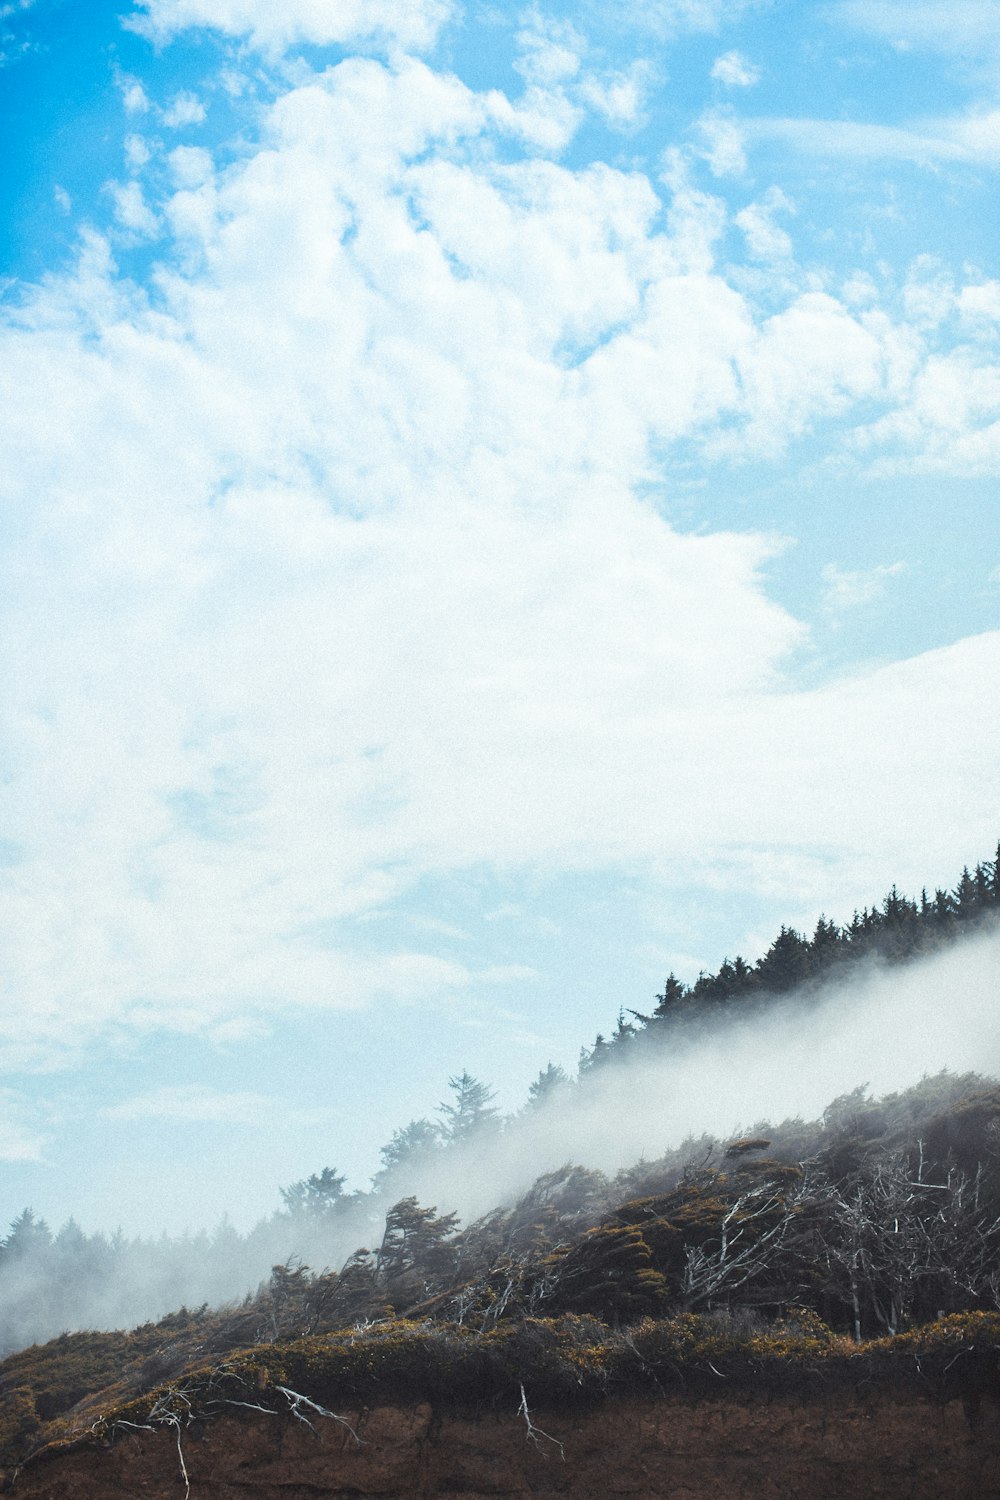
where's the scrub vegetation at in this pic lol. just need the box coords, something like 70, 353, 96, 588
2, 849, 999, 1476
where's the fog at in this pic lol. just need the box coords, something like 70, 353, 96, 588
397, 919, 1000, 1223
2, 922, 997, 1354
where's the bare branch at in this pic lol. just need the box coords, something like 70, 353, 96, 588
517, 1384, 564, 1460
274, 1385, 362, 1444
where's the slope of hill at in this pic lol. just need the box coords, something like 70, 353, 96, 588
2, 851, 999, 1493
2, 1069, 999, 1491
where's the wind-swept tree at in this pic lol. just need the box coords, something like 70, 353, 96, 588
376, 1198, 459, 1310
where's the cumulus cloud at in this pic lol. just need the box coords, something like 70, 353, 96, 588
125, 133, 152, 170
120, 77, 150, 114
514, 10, 583, 87
108, 179, 159, 236
853, 348, 1000, 474
696, 109, 747, 176
162, 90, 206, 128
130, 0, 455, 54
821, 560, 906, 615
711, 49, 760, 87
578, 60, 653, 128
1, 51, 998, 1067
735, 185, 795, 262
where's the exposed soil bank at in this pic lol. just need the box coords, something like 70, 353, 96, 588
10, 1390, 1000, 1499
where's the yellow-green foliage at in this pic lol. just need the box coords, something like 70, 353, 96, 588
0, 1310, 230, 1472
0, 1386, 40, 1467
888, 1309, 1000, 1355
8, 1309, 1000, 1479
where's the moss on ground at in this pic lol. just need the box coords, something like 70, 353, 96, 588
7, 1308, 997, 1488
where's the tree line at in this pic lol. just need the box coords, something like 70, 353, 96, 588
579, 843, 1000, 1071
1, 842, 998, 1354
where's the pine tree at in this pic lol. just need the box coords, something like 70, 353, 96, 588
376, 1197, 459, 1308
755, 925, 811, 992
375, 1119, 441, 1182
525, 1063, 570, 1110
279, 1167, 346, 1221
438, 1072, 499, 1145
2, 1209, 52, 1262
653, 973, 688, 1018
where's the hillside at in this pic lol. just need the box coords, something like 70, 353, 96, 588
2, 1068, 1000, 1492
2, 844, 998, 1359
2, 852, 999, 1493
6, 1314, 1000, 1498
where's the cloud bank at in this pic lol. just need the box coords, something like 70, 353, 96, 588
0, 20, 997, 1079
131, 0, 454, 54
392, 922, 1000, 1225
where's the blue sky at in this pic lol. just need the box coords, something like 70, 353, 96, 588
1, 0, 998, 1235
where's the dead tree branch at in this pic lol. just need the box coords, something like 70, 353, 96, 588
517, 1384, 564, 1460
274, 1385, 362, 1444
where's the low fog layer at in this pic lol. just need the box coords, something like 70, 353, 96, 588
397, 919, 1000, 1222
1, 921, 997, 1351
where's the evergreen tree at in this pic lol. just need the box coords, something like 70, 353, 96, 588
372, 1119, 441, 1192
755, 925, 811, 992
525, 1063, 570, 1110
279, 1168, 346, 1221
438, 1072, 499, 1145
653, 973, 688, 1017
376, 1197, 459, 1307
2, 1209, 52, 1262
578, 1034, 610, 1073
953, 865, 979, 918
612, 1008, 637, 1053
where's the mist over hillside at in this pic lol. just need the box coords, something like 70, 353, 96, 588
394, 920, 1000, 1224
1, 850, 997, 1355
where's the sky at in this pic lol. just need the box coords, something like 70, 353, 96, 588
0, 0, 998, 1238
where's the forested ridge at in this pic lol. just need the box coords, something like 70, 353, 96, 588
579, 841, 1000, 1071
1, 846, 999, 1475
2, 844, 999, 1354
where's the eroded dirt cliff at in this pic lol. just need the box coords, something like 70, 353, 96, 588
10, 1390, 1000, 1499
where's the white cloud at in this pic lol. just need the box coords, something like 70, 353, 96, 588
711, 49, 760, 87
101, 1084, 278, 1124
131, 0, 455, 54
514, 11, 583, 88
835, 0, 1000, 66
618, 0, 761, 39
578, 60, 653, 128
121, 78, 150, 115
735, 185, 795, 262
108, 179, 159, 237
125, 133, 152, 170
162, 90, 206, 128
821, 560, 906, 614
747, 113, 1000, 167
1, 52, 998, 1065
168, 145, 214, 188
696, 109, 747, 176
853, 348, 1000, 474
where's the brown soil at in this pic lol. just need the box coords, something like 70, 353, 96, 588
10, 1390, 1000, 1499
